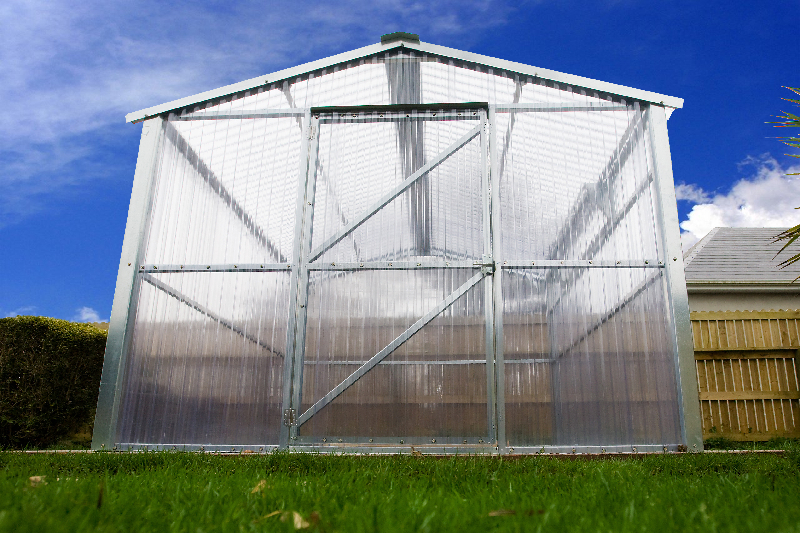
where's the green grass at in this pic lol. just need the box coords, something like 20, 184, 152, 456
1, 450, 799, 532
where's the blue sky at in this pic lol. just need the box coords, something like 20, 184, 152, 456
1, 0, 798, 321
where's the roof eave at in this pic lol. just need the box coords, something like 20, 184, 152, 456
126, 39, 684, 124
686, 281, 800, 293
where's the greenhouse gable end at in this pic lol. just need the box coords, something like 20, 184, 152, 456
94, 35, 702, 453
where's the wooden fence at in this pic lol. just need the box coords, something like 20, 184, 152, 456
691, 310, 800, 441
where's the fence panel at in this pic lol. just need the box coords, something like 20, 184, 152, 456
691, 310, 800, 441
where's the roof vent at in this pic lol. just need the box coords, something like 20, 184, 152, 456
381, 32, 420, 45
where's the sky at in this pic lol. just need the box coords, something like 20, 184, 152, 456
1, 0, 799, 322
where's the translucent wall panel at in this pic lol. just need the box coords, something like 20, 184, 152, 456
495, 104, 661, 262
298, 269, 488, 442
143, 116, 301, 265
311, 114, 484, 263
117, 271, 290, 446
503, 268, 680, 446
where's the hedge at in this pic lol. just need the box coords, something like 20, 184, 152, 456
0, 316, 107, 449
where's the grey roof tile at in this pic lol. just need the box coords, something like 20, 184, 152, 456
684, 227, 800, 282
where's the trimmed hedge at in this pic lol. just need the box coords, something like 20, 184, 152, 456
0, 316, 107, 449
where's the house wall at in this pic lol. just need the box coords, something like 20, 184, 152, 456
688, 291, 800, 313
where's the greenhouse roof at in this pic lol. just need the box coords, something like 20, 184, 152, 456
126, 34, 684, 124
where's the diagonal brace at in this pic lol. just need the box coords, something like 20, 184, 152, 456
141, 273, 283, 357
307, 123, 482, 263
295, 271, 485, 426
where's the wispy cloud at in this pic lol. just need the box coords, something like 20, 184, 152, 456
1, 0, 515, 228
679, 155, 800, 248
3, 305, 38, 318
72, 306, 107, 323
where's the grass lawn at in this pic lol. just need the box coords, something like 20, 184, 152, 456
1, 447, 799, 532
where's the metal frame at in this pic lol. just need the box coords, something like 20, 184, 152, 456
290, 107, 494, 443
92, 117, 165, 449
646, 104, 704, 451
100, 91, 696, 453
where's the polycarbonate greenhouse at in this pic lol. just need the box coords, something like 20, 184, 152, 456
93, 33, 702, 454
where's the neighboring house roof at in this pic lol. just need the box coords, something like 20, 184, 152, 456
126, 33, 683, 124
684, 227, 800, 292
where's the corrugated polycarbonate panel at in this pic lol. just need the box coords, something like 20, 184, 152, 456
109, 45, 687, 450
142, 114, 301, 265
310, 113, 484, 263
495, 103, 661, 262
298, 269, 488, 442
173, 50, 613, 118
116, 271, 291, 447
503, 267, 681, 446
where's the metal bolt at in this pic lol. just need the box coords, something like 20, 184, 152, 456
572, 448, 576, 454
463, 440, 468, 444
588, 260, 592, 264
379, 114, 384, 118
140, 266, 144, 269
360, 263, 364, 267
260, 447, 264, 452
369, 439, 373, 443
153, 265, 157, 269
338, 438, 343, 443
388, 262, 392, 266
673, 257, 677, 261
616, 261, 621, 264
300, 304, 304, 308
322, 438, 327, 442
633, 446, 637, 453
601, 448, 606, 453
234, 265, 237, 268
308, 201, 312, 205
532, 261, 535, 265
127, 263, 131, 266
645, 260, 649, 264
400, 440, 404, 444
431, 439, 436, 443
663, 445, 668, 452
180, 265, 184, 269
417, 262, 421, 266
207, 266, 210, 269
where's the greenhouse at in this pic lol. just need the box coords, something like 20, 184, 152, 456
93, 33, 702, 453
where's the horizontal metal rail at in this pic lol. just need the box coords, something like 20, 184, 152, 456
501, 259, 664, 268
140, 263, 291, 273
494, 102, 627, 112
310, 102, 489, 114
301, 358, 551, 365
307, 260, 477, 270
307, 123, 482, 263
296, 271, 486, 427
140, 273, 283, 357
172, 109, 307, 120
318, 112, 480, 124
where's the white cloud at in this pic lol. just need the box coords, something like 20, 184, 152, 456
679, 155, 800, 248
0, 0, 516, 228
674, 183, 710, 203
73, 306, 107, 323
3, 305, 38, 318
